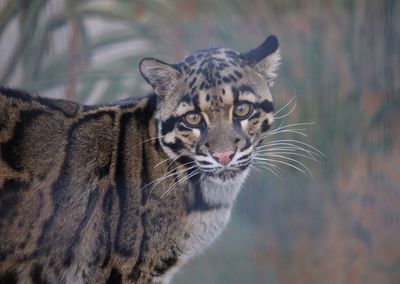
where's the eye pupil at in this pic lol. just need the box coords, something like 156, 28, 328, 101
184, 112, 203, 126
234, 102, 252, 118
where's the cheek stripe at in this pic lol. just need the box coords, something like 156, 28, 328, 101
261, 119, 271, 132
162, 138, 184, 153
161, 116, 180, 136
237, 152, 252, 161
255, 100, 274, 113
197, 160, 213, 166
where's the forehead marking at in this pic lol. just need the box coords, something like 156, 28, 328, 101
222, 86, 234, 105
198, 87, 234, 113
175, 102, 195, 116
178, 48, 246, 91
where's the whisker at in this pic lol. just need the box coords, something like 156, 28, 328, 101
141, 161, 196, 190
255, 154, 313, 175
144, 165, 198, 203
253, 156, 307, 174
255, 149, 322, 163
252, 95, 322, 180
256, 146, 298, 152
161, 170, 200, 198
256, 144, 318, 158
138, 135, 165, 145
154, 156, 175, 168
252, 161, 283, 179
154, 154, 182, 169
165, 154, 184, 171
261, 122, 315, 137
273, 96, 295, 115
193, 173, 203, 187
259, 139, 325, 157
261, 122, 315, 135
273, 96, 297, 119
252, 156, 285, 175
264, 129, 308, 138
270, 122, 315, 131
255, 123, 316, 144
260, 161, 284, 175
162, 160, 195, 176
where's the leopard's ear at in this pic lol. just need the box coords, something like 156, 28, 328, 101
242, 35, 281, 87
139, 58, 182, 97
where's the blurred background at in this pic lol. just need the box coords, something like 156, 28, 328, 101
0, 0, 399, 283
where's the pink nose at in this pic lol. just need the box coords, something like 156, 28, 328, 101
212, 150, 235, 166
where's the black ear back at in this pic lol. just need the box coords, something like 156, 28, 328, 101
242, 35, 279, 64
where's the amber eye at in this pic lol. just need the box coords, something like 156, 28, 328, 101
234, 102, 253, 118
184, 112, 203, 127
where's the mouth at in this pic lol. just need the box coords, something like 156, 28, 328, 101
216, 169, 240, 180
194, 151, 253, 181
199, 164, 249, 181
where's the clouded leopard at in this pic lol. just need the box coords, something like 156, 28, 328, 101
0, 35, 281, 283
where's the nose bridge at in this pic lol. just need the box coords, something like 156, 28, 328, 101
207, 121, 237, 153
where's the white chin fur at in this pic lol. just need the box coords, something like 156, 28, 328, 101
202, 168, 250, 205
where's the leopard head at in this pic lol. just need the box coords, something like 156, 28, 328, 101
140, 35, 280, 182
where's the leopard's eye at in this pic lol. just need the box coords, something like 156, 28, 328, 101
184, 112, 203, 127
234, 102, 253, 118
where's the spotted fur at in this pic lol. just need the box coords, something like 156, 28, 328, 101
0, 35, 280, 283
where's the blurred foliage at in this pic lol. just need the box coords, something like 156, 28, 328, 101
0, 0, 399, 283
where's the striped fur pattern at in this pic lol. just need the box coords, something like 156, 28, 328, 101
0, 35, 280, 283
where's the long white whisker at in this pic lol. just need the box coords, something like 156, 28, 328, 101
251, 94, 323, 180
144, 165, 198, 202
154, 154, 183, 169
161, 170, 200, 198
255, 150, 322, 163
138, 135, 165, 145
273, 97, 297, 119
162, 160, 195, 176
262, 161, 284, 176
256, 142, 319, 156
255, 123, 317, 144
261, 123, 316, 136
273, 96, 296, 116
265, 129, 308, 138
154, 156, 175, 168
256, 146, 298, 152
253, 157, 306, 174
278, 122, 316, 127
253, 161, 283, 179
259, 122, 315, 136
255, 153, 313, 175
141, 162, 196, 190
165, 154, 184, 171
259, 139, 325, 157
257, 145, 320, 161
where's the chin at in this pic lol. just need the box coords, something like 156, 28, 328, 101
200, 167, 251, 205
206, 167, 250, 184
216, 169, 241, 181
